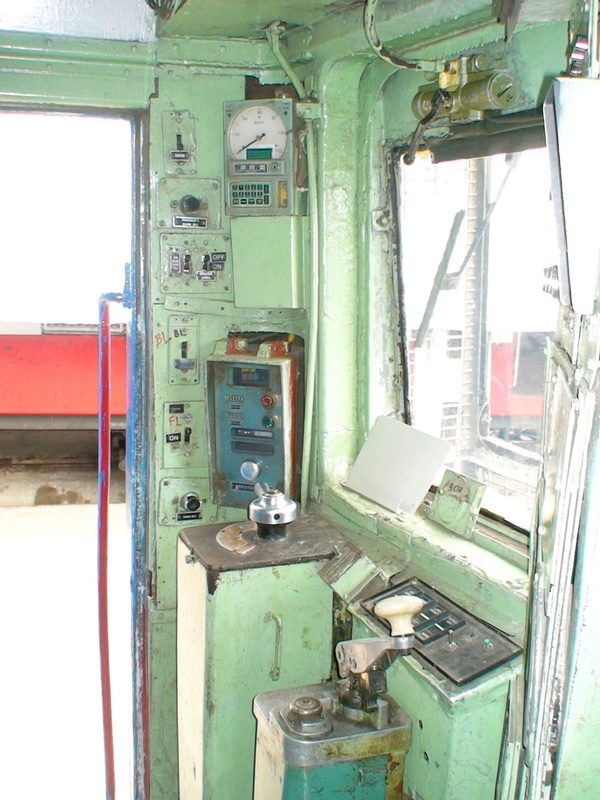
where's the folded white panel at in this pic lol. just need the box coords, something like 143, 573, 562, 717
345, 416, 451, 516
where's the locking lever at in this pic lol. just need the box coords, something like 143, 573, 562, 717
333, 594, 424, 719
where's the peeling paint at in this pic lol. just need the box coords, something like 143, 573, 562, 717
34, 485, 89, 505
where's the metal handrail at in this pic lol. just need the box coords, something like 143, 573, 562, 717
98, 292, 123, 800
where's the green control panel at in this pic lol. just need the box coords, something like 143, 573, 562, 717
361, 577, 521, 685
206, 341, 298, 507
223, 99, 304, 216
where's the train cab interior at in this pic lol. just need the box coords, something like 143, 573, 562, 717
1, 1, 599, 799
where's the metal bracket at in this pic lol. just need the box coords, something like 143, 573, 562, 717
295, 100, 322, 121
403, 88, 452, 165
335, 635, 412, 678
372, 208, 392, 231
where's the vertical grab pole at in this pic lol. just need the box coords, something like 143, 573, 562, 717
98, 292, 123, 800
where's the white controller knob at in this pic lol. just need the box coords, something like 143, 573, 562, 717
374, 595, 425, 636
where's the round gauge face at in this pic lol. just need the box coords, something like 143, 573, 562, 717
227, 104, 288, 160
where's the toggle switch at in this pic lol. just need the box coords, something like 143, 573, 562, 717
170, 250, 182, 275
174, 340, 197, 373
169, 133, 190, 163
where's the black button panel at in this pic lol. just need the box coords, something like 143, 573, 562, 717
230, 182, 271, 206
361, 577, 522, 685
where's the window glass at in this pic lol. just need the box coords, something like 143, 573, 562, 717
398, 148, 559, 531
0, 112, 132, 325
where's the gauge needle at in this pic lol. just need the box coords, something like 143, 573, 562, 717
236, 132, 266, 154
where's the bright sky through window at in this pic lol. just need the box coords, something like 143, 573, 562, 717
0, 113, 132, 325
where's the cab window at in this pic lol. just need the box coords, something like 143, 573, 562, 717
397, 147, 559, 531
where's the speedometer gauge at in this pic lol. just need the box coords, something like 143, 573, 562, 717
223, 98, 302, 216
227, 104, 288, 160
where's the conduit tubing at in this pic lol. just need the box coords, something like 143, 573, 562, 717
363, 0, 440, 71
266, 23, 320, 508
98, 292, 123, 800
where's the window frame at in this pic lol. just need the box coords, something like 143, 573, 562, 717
389, 139, 559, 547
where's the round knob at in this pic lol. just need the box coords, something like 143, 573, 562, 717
284, 695, 332, 737
289, 696, 323, 719
240, 459, 261, 481
374, 595, 425, 636
248, 482, 297, 526
181, 493, 201, 513
180, 194, 201, 213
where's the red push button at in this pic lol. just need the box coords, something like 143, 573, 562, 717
261, 394, 275, 408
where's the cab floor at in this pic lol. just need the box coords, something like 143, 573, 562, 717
0, 502, 132, 800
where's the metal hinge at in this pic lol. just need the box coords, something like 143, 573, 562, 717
295, 100, 322, 121
146, 569, 154, 599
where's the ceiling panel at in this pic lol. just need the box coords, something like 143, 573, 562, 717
0, 0, 156, 41
161, 0, 362, 39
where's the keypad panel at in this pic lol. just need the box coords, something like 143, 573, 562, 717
230, 182, 271, 207
361, 577, 521, 685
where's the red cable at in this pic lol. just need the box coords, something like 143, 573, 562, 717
98, 299, 116, 800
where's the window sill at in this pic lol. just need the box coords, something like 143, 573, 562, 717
314, 482, 529, 643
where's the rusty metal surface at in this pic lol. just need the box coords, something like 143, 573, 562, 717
180, 512, 348, 573
255, 683, 412, 762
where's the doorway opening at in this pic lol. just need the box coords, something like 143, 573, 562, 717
0, 110, 135, 800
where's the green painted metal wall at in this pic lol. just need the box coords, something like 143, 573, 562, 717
146, 52, 311, 796
0, 6, 580, 798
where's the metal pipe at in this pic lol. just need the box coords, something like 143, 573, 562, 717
589, 0, 599, 79
126, 277, 151, 800
301, 124, 320, 505
128, 115, 151, 800
129, 321, 151, 800
266, 23, 307, 101
98, 291, 123, 800
266, 23, 320, 508
363, 0, 440, 71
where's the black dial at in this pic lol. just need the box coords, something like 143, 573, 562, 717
181, 493, 201, 512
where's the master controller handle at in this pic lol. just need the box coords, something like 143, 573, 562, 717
248, 481, 297, 540
374, 595, 425, 637
335, 594, 425, 678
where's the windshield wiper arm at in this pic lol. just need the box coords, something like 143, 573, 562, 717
415, 210, 465, 347
415, 153, 521, 347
